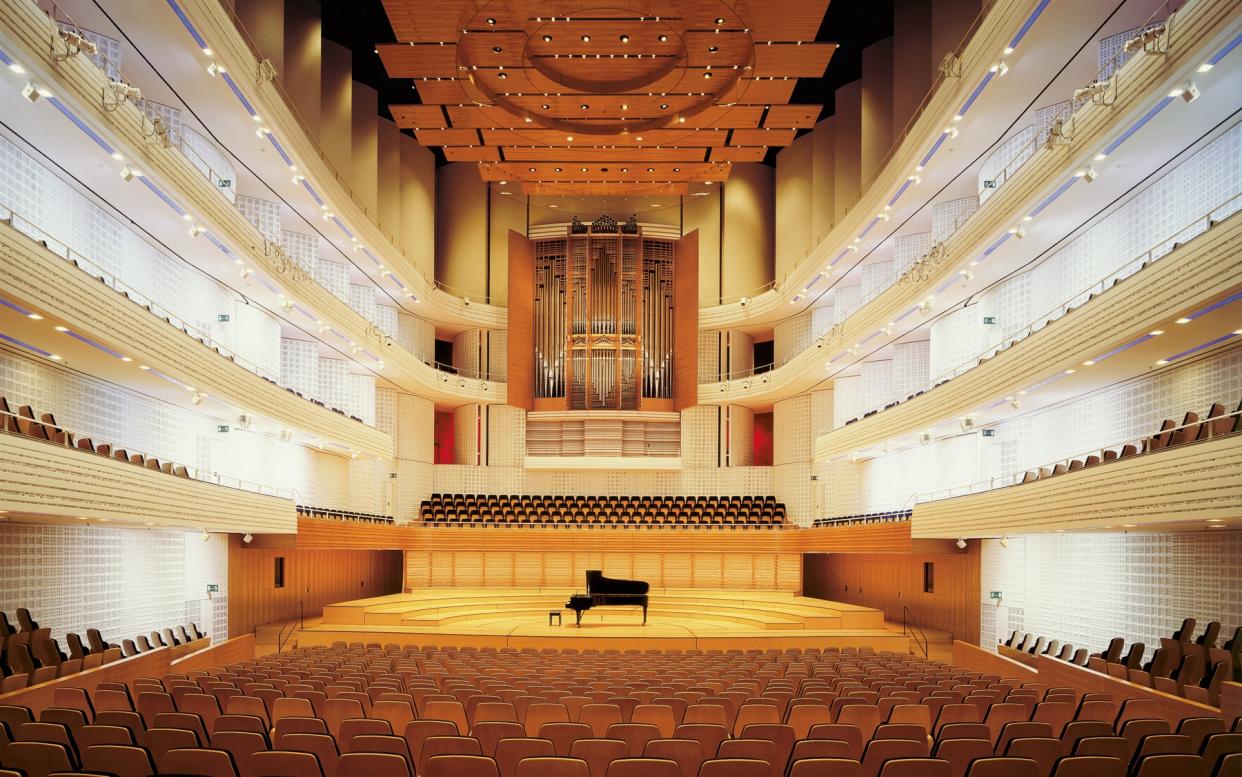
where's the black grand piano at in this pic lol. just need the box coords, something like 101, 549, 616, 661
565, 570, 649, 626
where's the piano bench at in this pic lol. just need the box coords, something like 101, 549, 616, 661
549, 611, 562, 626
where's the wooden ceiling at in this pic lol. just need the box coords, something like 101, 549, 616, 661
380, 0, 834, 194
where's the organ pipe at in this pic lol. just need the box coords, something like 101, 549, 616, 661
532, 220, 675, 408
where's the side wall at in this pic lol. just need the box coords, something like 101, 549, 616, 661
226, 536, 403, 635
803, 541, 982, 643
0, 523, 229, 646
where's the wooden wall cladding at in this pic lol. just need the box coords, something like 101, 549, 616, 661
404, 550, 802, 591
804, 541, 981, 643
912, 434, 1242, 537
673, 231, 700, 410
227, 535, 403, 635
508, 230, 535, 410
0, 433, 296, 533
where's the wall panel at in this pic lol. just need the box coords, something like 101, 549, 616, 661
227, 535, 402, 635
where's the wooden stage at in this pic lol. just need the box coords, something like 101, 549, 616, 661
296, 589, 910, 652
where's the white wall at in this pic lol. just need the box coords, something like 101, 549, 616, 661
0, 523, 229, 648
979, 530, 1242, 654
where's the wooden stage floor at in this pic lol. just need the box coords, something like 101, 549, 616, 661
296, 589, 911, 652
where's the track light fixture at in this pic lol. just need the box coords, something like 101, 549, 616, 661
1123, 25, 1165, 53
242, 532, 254, 544
955, 538, 968, 549
999, 535, 1010, 548
119, 165, 142, 181
1171, 81, 1200, 102
200, 529, 210, 542
21, 82, 40, 102
1074, 166, 1098, 182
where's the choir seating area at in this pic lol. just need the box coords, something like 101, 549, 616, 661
812, 510, 913, 528
1, 644, 1240, 777
0, 397, 191, 479
418, 495, 788, 529
1002, 621, 1242, 707
0, 608, 206, 693
295, 506, 395, 526
1015, 401, 1241, 486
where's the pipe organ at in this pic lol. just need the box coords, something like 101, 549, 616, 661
530, 216, 678, 411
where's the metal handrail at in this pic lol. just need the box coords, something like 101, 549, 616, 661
0, 405, 294, 499
276, 601, 303, 653
903, 606, 930, 659
840, 191, 1241, 417
916, 407, 1241, 503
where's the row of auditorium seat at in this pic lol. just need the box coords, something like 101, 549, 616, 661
1, 643, 1239, 777
812, 510, 913, 528
0, 608, 204, 692
419, 494, 788, 528
297, 506, 394, 525
1016, 401, 1240, 486
1004, 618, 1241, 707
0, 396, 190, 479
1, 212, 369, 428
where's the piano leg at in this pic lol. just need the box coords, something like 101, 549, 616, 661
575, 610, 583, 627
642, 603, 647, 625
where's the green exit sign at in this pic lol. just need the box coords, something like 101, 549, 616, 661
207, 584, 219, 593
989, 591, 1002, 600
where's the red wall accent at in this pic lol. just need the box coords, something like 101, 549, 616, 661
754, 412, 774, 466
434, 411, 455, 464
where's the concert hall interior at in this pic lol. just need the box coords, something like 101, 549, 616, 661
0, 0, 1240, 775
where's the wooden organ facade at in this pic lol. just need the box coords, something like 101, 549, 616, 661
509, 218, 698, 414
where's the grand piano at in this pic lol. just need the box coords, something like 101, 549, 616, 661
566, 570, 650, 626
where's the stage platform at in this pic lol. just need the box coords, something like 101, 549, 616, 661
296, 589, 910, 652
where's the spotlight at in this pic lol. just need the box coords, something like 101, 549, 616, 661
188, 224, 205, 237
1074, 166, 1098, 182
999, 535, 1010, 548
955, 538, 967, 549
237, 414, 252, 430
1179, 81, 1200, 102
919, 431, 932, 445
206, 61, 224, 77
1009, 396, 1021, 410
21, 82, 40, 102
200, 529, 210, 542
959, 417, 976, 433
1123, 25, 1165, 53
943, 126, 959, 139
191, 392, 204, 406
1073, 81, 1109, 102
1008, 226, 1026, 239
739, 297, 747, 307
7, 62, 25, 74
108, 80, 142, 101
242, 532, 254, 544
119, 166, 142, 181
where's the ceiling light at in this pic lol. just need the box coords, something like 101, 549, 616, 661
703, 72, 712, 79
943, 126, 959, 138
619, 35, 629, 43
955, 539, 967, 549
1155, 359, 1169, 366
999, 535, 1009, 547
242, 532, 253, 543
1197, 62, 1213, 73
565, 136, 573, 142
543, 34, 552, 42
1009, 226, 1026, 238
658, 35, 668, 42
581, 34, 590, 42
200, 529, 210, 542
21, 83, 40, 102
206, 61, 223, 77
48, 354, 62, 361
1082, 360, 1095, 366
580, 103, 588, 110
1074, 166, 1098, 182
486, 18, 496, 24
660, 103, 669, 109
53, 325, 68, 332
715, 17, 725, 24
492, 46, 502, 53
119, 166, 142, 181
497, 72, 507, 79
1175, 317, 1191, 324
7, 62, 25, 74
708, 46, 718, 53
1150, 330, 1164, 336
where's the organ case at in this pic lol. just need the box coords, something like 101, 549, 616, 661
513, 217, 695, 412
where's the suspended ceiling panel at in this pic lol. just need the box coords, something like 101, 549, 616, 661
379, 0, 834, 193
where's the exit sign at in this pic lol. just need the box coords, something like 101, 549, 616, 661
207, 584, 219, 593
989, 591, 1002, 600
983, 316, 997, 324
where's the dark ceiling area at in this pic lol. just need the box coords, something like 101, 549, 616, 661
321, 0, 896, 166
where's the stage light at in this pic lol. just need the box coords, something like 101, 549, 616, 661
206, 61, 223, 77
955, 538, 967, 549
119, 166, 142, 181
999, 535, 1010, 548
21, 82, 40, 102
242, 533, 254, 543
200, 529, 210, 542
1074, 166, 1097, 182
1073, 81, 1109, 101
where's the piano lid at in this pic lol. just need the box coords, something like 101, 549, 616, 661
585, 569, 650, 595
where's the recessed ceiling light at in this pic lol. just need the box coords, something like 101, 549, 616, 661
581, 34, 590, 42
541, 103, 550, 109
1175, 318, 1191, 324
1149, 330, 1164, 336
492, 46, 502, 53
497, 72, 507, 79
580, 103, 588, 110
499, 180, 509, 184
715, 17, 725, 24
658, 35, 668, 42
703, 72, 712, 79
486, 18, 496, 24
660, 103, 669, 109
619, 35, 629, 43
565, 136, 573, 142
543, 35, 552, 42
708, 46, 718, 53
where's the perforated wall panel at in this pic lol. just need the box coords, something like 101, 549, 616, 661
234, 195, 282, 243
932, 196, 979, 242
979, 530, 1241, 654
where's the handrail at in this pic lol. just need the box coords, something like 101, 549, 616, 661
276, 601, 302, 653
916, 406, 1241, 503
903, 606, 930, 659
0, 404, 295, 499
837, 191, 1241, 417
